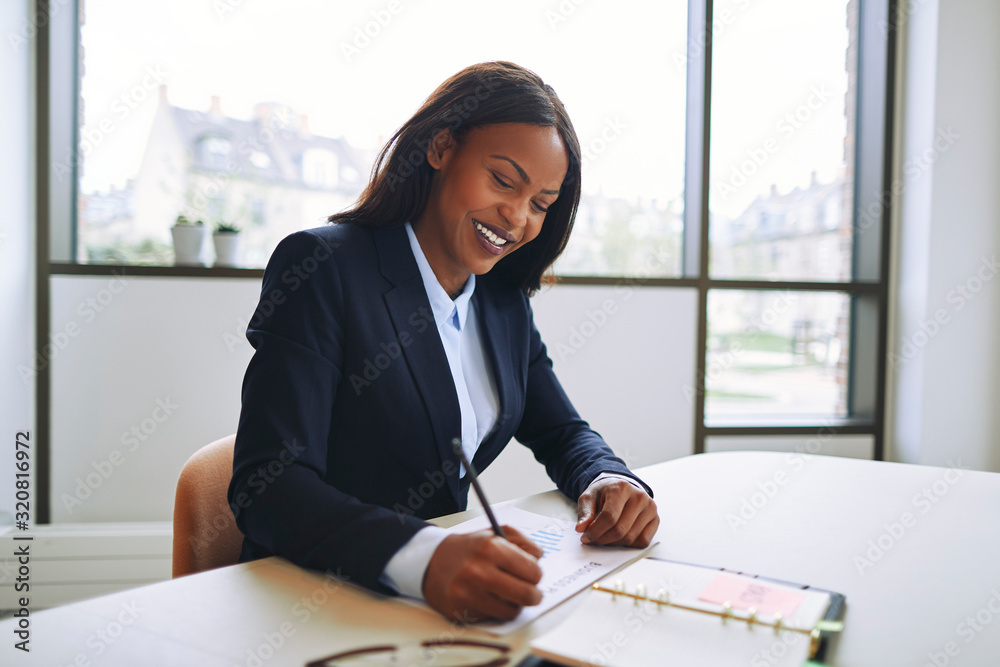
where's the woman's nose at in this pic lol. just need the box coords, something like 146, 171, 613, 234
498, 198, 530, 231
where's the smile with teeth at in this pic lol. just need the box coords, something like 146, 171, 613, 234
474, 220, 509, 247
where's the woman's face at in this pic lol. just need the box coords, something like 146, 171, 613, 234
415, 122, 569, 293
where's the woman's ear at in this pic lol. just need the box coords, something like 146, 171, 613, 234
426, 128, 455, 170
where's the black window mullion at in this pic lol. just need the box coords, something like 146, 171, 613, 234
685, 0, 714, 454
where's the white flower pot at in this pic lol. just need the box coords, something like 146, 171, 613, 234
213, 232, 242, 267
171, 225, 209, 266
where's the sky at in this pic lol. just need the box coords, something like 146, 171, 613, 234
79, 0, 849, 220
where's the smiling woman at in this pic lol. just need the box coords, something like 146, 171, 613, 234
228, 61, 659, 624
328, 61, 584, 296
412, 123, 568, 297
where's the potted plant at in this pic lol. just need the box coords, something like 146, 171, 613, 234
213, 222, 242, 267
171, 215, 209, 266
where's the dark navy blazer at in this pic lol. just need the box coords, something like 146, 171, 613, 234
227, 222, 650, 595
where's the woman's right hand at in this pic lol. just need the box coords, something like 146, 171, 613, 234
422, 525, 544, 623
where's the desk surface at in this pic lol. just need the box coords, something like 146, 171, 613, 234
4, 452, 999, 666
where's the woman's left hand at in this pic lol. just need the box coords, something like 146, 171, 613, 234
575, 477, 659, 548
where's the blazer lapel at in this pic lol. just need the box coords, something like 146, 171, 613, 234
470, 279, 517, 471
373, 226, 464, 504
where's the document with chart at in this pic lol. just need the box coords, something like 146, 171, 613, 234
447, 506, 656, 634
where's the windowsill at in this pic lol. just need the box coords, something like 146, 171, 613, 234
0, 520, 172, 536
49, 262, 266, 278
46, 264, 885, 290
48, 262, 695, 284
704, 416, 875, 433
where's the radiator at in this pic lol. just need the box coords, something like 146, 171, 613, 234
0, 522, 172, 610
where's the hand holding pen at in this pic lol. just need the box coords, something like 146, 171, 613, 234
420, 439, 545, 623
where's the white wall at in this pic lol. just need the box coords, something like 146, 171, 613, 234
50, 277, 259, 522
49, 277, 697, 523
0, 0, 34, 526
706, 435, 873, 459
479, 285, 697, 504
889, 0, 1000, 471
531, 285, 696, 471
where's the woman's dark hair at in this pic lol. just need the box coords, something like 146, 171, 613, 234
327, 61, 582, 296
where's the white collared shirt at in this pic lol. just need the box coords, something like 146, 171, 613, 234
380, 222, 644, 599
380, 222, 500, 597
401, 221, 500, 473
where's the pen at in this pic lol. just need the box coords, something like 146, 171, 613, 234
452, 437, 507, 539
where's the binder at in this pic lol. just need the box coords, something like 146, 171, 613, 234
528, 556, 846, 666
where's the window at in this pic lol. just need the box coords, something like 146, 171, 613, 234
302, 148, 339, 189
249, 151, 270, 170
72, 0, 688, 274
709, 0, 854, 283
35, 0, 895, 521
696, 0, 887, 433
198, 136, 231, 171
706, 290, 849, 420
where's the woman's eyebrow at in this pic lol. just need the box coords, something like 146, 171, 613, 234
490, 154, 529, 182
490, 154, 560, 195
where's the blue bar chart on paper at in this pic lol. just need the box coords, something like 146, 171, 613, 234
530, 529, 565, 556
448, 507, 655, 633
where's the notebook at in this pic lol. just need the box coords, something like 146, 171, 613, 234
529, 557, 845, 666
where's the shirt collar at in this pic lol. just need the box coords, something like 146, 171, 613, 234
404, 221, 476, 331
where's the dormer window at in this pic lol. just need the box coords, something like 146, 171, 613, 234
199, 136, 231, 170
302, 148, 338, 188
250, 151, 270, 169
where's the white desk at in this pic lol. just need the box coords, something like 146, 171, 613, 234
3, 452, 1000, 666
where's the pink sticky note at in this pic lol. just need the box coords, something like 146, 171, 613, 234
698, 574, 804, 617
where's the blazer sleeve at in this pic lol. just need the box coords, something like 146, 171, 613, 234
227, 229, 429, 594
513, 299, 653, 501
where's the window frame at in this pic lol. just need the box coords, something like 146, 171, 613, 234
34, 0, 897, 522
